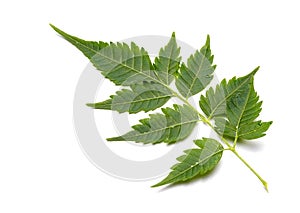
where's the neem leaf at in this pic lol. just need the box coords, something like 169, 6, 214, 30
107, 104, 199, 144
175, 35, 216, 98
51, 25, 272, 190
87, 82, 173, 113
152, 138, 223, 187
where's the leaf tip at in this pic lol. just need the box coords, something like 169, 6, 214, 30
49, 23, 60, 33
86, 103, 96, 108
266, 121, 273, 129
106, 136, 125, 141
251, 66, 260, 75
171, 32, 176, 38
151, 182, 164, 188
49, 24, 69, 40
206, 34, 211, 44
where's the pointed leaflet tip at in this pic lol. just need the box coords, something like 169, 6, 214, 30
49, 23, 79, 43
151, 181, 165, 188
251, 66, 260, 76
106, 136, 125, 141
49, 24, 65, 37
86, 103, 96, 108
151, 183, 159, 188
49, 23, 56, 29
205, 35, 211, 46
171, 32, 176, 38
243, 66, 260, 81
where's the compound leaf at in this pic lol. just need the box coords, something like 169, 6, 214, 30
152, 138, 223, 187
51, 25, 273, 190
175, 35, 216, 98
107, 104, 199, 144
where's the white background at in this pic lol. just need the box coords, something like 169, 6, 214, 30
1, 0, 299, 212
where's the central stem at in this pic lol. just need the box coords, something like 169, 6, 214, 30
231, 149, 268, 191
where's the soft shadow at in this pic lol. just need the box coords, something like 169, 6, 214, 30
156, 161, 223, 192
222, 135, 265, 152
236, 139, 265, 152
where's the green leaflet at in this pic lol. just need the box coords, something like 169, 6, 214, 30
51, 25, 156, 86
107, 104, 199, 144
214, 82, 272, 140
199, 67, 259, 119
216, 119, 272, 140
175, 35, 216, 98
50, 24, 108, 59
200, 67, 272, 140
154, 32, 181, 84
152, 138, 223, 187
87, 82, 173, 113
